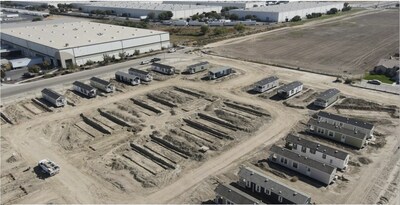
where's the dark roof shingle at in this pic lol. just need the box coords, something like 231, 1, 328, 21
308, 118, 368, 140
255, 76, 279, 86
72, 81, 95, 91
188, 61, 209, 68
215, 183, 262, 204
129, 68, 150, 75
41, 88, 63, 100
316, 88, 340, 101
317, 111, 374, 130
90, 77, 111, 86
152, 62, 174, 70
277, 81, 303, 92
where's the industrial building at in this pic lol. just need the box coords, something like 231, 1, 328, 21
0, 21, 170, 68
73, 2, 222, 19
269, 145, 337, 185
229, 2, 344, 22
163, 1, 266, 9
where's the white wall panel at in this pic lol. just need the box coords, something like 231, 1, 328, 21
73, 41, 122, 57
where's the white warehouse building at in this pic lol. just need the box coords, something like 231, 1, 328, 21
0, 21, 170, 68
73, 2, 222, 19
229, 1, 344, 22
163, 1, 266, 9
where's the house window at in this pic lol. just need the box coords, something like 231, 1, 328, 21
330, 159, 333, 164
280, 157, 284, 163
226, 200, 233, 204
292, 162, 298, 169
293, 143, 297, 149
278, 196, 283, 203
256, 185, 260, 192
322, 154, 326, 159
265, 189, 271, 195
284, 158, 288, 164
307, 167, 311, 172
301, 146, 307, 153
328, 131, 334, 137
310, 149, 316, 154
339, 122, 343, 126
246, 180, 251, 188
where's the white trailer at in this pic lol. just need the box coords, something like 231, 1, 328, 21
128, 68, 152, 82
90, 77, 115, 93
151, 63, 175, 75
115, 71, 141, 85
38, 159, 60, 176
41, 88, 67, 107
72, 81, 97, 98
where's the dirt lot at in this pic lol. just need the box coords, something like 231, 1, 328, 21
210, 9, 399, 76
1, 36, 399, 204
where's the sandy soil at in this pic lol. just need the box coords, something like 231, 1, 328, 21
1, 46, 399, 204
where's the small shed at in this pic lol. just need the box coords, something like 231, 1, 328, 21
90, 77, 115, 93
187, 61, 210, 74
314, 88, 340, 108
41, 88, 66, 107
277, 81, 303, 98
115, 71, 141, 85
151, 63, 175, 75
128, 68, 152, 82
253, 76, 279, 93
72, 81, 96, 98
208, 67, 232, 80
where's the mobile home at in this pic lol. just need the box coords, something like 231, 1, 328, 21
214, 183, 262, 204
128, 68, 152, 82
276, 81, 303, 98
72, 81, 97, 98
253, 76, 279, 93
187, 61, 210, 74
41, 88, 66, 107
115, 71, 141, 85
151, 63, 175, 75
90, 77, 115, 93
314, 88, 340, 108
208, 67, 233, 80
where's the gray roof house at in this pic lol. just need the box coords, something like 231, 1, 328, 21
314, 88, 340, 108
307, 118, 368, 149
151, 62, 175, 75
238, 166, 311, 204
285, 134, 350, 170
253, 76, 279, 93
72, 81, 97, 98
187, 61, 210, 74
317, 111, 374, 137
41, 88, 66, 107
90, 77, 115, 93
209, 67, 233, 80
269, 145, 337, 185
276, 81, 303, 98
214, 183, 263, 204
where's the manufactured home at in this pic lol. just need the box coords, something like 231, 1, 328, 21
269, 145, 337, 185
285, 134, 350, 170
253, 76, 279, 93
238, 166, 311, 204
317, 111, 374, 138
187, 61, 210, 74
115, 71, 141, 85
128, 68, 152, 82
90, 77, 115, 93
72, 81, 97, 98
307, 118, 368, 149
314, 88, 340, 108
276, 81, 303, 98
41, 88, 66, 107
209, 67, 233, 80
151, 63, 175, 75
214, 183, 262, 204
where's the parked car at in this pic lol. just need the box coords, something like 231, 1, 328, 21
150, 58, 161, 63
23, 72, 35, 78
140, 60, 150, 65
38, 159, 60, 176
367, 79, 382, 85
168, 48, 176, 53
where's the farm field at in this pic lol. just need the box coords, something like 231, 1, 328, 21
210, 10, 399, 76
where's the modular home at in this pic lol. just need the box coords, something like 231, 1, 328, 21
187, 61, 210, 74
72, 81, 97, 98
209, 67, 233, 80
214, 183, 262, 204
151, 63, 175, 75
128, 68, 153, 82
314, 88, 340, 108
41, 88, 66, 107
317, 111, 374, 138
90, 77, 115, 93
307, 118, 368, 149
115, 71, 141, 85
238, 166, 311, 204
253, 76, 279, 93
269, 145, 337, 185
276, 81, 303, 98
285, 134, 350, 170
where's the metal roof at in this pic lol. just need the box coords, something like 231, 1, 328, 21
316, 88, 340, 101
214, 183, 263, 204
152, 62, 175, 70
209, 67, 231, 73
41, 88, 63, 100
232, 2, 343, 12
270, 145, 336, 174
317, 111, 374, 130
285, 134, 350, 160
1, 21, 168, 49
308, 118, 368, 140
90, 77, 111, 86
188, 61, 209, 68
129, 68, 150, 75
75, 2, 222, 11
238, 166, 311, 204
72, 81, 95, 91
116, 71, 139, 79
277, 81, 303, 92
255, 76, 279, 86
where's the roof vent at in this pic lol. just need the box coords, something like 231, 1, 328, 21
279, 191, 282, 194
228, 189, 232, 192
65, 43, 69, 47
74, 36, 78, 39
323, 149, 326, 152
294, 192, 297, 196
335, 150, 338, 153
97, 33, 103, 36
73, 28, 78, 31
317, 144, 320, 147
250, 171, 254, 175
88, 40, 92, 42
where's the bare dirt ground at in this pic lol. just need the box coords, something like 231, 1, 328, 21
1, 45, 399, 204
209, 9, 399, 76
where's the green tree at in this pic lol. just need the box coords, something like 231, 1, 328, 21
342, 3, 352, 11
245, 15, 253, 20
290, 15, 301, 22
229, 13, 239, 20
85, 60, 94, 65
147, 12, 155, 20
103, 54, 111, 64
134, 50, 140, 55
41, 60, 51, 70
234, 23, 245, 32
191, 14, 200, 21
32, 17, 42, 22
28, 65, 41, 73
327, 8, 338, 15
213, 27, 227, 35
200, 25, 209, 35
1, 69, 5, 79
118, 52, 127, 60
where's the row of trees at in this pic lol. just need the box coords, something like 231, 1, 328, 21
146, 11, 173, 20
199, 23, 246, 35
306, 13, 322, 19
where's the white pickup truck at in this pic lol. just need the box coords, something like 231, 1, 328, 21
38, 159, 60, 176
